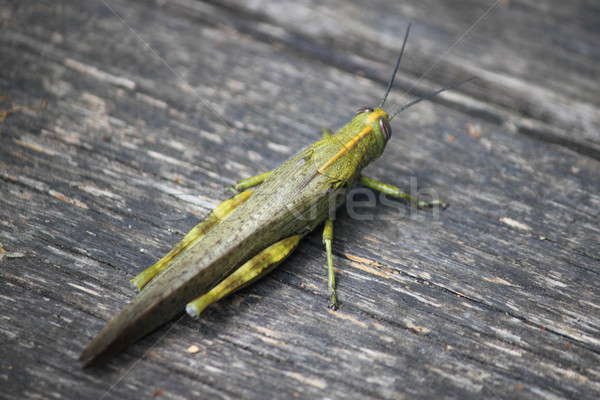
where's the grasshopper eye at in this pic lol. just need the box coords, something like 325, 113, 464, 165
379, 117, 392, 142
355, 107, 373, 115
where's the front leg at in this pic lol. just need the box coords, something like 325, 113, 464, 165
360, 175, 447, 209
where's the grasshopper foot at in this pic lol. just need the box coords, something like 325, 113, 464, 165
328, 294, 339, 311
417, 199, 448, 209
227, 184, 240, 194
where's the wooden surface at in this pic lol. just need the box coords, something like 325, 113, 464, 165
2, 0, 600, 398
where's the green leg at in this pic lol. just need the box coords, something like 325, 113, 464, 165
232, 171, 272, 192
322, 128, 333, 138
186, 234, 302, 317
130, 190, 255, 291
360, 176, 447, 209
323, 219, 338, 310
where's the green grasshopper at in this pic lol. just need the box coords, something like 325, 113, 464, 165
80, 25, 473, 366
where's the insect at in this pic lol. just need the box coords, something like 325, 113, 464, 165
80, 24, 474, 366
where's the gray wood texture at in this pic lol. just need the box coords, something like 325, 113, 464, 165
1, 0, 599, 398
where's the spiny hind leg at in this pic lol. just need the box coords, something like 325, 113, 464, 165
322, 219, 339, 310
130, 190, 255, 291
137, 168, 274, 290
232, 171, 272, 192
186, 235, 302, 317
360, 175, 447, 209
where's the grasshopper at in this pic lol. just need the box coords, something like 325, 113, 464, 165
80, 24, 473, 366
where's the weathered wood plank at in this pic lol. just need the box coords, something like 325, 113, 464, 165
1, 0, 599, 399
198, 0, 600, 154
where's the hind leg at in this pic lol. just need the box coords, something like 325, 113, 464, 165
131, 189, 255, 290
186, 235, 302, 317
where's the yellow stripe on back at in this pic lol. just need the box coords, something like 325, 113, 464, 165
317, 110, 386, 174
317, 125, 371, 173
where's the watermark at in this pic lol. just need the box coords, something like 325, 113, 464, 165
346, 176, 444, 222
248, 174, 445, 224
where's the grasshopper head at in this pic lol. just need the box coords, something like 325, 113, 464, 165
354, 106, 392, 143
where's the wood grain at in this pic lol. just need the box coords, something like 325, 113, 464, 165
1, 0, 599, 398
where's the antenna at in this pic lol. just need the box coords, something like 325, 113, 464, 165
379, 23, 412, 108
390, 76, 476, 120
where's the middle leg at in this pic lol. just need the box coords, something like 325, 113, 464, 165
323, 219, 338, 310
360, 175, 447, 209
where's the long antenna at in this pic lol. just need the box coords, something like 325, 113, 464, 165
390, 76, 476, 120
379, 23, 412, 108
